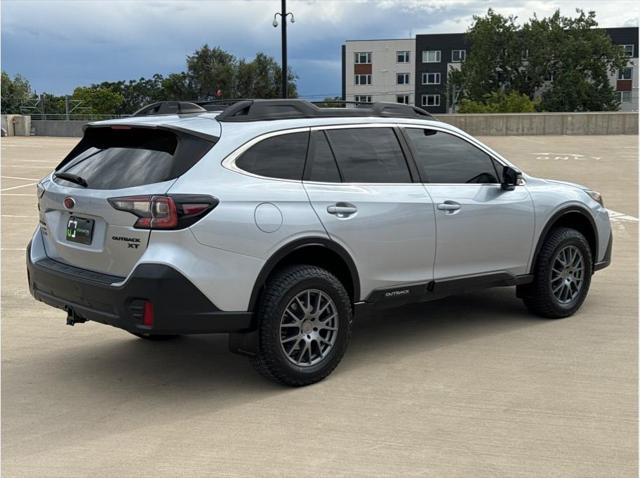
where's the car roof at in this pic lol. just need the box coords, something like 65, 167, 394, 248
91, 112, 460, 139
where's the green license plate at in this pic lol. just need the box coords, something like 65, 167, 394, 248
66, 216, 94, 245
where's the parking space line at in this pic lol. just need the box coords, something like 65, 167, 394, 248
2, 176, 40, 181
1, 182, 38, 192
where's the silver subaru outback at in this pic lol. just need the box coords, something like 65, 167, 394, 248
27, 99, 612, 386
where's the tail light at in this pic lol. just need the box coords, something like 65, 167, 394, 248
108, 194, 218, 230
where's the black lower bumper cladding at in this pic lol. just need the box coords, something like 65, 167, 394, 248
26, 243, 252, 335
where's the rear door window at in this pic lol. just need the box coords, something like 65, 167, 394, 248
304, 131, 341, 182
236, 131, 309, 180
325, 128, 411, 183
55, 127, 215, 190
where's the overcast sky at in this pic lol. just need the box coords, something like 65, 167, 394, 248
1, 0, 638, 99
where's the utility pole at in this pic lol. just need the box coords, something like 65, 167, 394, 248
273, 0, 295, 99
281, 0, 287, 98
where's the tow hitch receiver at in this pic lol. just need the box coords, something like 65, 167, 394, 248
66, 308, 87, 326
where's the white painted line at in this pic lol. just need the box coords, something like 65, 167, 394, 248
0, 182, 37, 192
1, 214, 34, 218
0, 193, 35, 196
608, 210, 639, 222
2, 175, 40, 181
1, 248, 26, 251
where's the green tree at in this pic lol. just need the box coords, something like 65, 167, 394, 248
458, 91, 538, 113
454, 9, 524, 102
186, 44, 236, 99
454, 9, 627, 112
72, 86, 124, 115
1, 71, 35, 113
529, 10, 626, 111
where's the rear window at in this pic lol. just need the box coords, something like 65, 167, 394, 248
55, 127, 215, 189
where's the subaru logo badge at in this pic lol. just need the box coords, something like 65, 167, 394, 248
63, 197, 76, 210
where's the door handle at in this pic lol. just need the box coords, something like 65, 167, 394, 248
327, 203, 357, 217
437, 201, 461, 212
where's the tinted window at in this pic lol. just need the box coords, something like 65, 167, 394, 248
305, 131, 341, 182
236, 132, 309, 180
405, 129, 499, 184
56, 127, 214, 190
326, 128, 411, 183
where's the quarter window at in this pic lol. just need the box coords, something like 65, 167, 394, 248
396, 73, 410, 85
397, 51, 410, 63
451, 49, 466, 62
405, 128, 499, 184
422, 50, 441, 63
235, 132, 309, 180
354, 52, 371, 64
326, 128, 411, 183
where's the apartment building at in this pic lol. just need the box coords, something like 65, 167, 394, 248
341, 27, 638, 113
341, 39, 415, 105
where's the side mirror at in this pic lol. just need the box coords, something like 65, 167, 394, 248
501, 166, 521, 191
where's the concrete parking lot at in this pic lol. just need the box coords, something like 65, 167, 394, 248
1, 135, 638, 477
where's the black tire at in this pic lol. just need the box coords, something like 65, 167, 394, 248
130, 332, 180, 341
252, 265, 353, 387
520, 227, 592, 318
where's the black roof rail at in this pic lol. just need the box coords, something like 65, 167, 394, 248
213, 99, 434, 122
133, 101, 206, 117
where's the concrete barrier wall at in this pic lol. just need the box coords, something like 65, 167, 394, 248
28, 112, 639, 137
437, 112, 638, 135
31, 120, 87, 137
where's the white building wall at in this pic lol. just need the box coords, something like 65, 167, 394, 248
344, 39, 415, 105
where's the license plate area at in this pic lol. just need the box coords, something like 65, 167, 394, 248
66, 216, 94, 245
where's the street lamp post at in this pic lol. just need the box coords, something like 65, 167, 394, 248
273, 0, 295, 98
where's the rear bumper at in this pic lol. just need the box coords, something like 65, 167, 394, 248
26, 242, 253, 334
594, 231, 613, 272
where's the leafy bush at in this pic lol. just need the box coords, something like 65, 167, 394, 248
458, 91, 538, 113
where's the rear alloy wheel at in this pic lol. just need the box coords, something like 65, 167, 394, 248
252, 265, 352, 386
520, 227, 592, 318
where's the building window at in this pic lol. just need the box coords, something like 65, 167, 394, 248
544, 71, 554, 82
618, 91, 632, 103
354, 52, 371, 64
451, 49, 466, 62
397, 95, 410, 104
397, 51, 410, 63
355, 74, 372, 85
421, 94, 440, 107
622, 44, 634, 57
422, 72, 441, 85
396, 73, 410, 85
422, 50, 441, 63
522, 49, 529, 60
354, 95, 372, 103
618, 67, 632, 80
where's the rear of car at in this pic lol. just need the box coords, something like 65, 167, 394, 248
27, 120, 252, 335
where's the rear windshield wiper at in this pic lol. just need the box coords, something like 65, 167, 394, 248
54, 172, 88, 188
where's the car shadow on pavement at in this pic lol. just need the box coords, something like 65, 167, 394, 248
32, 286, 543, 397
